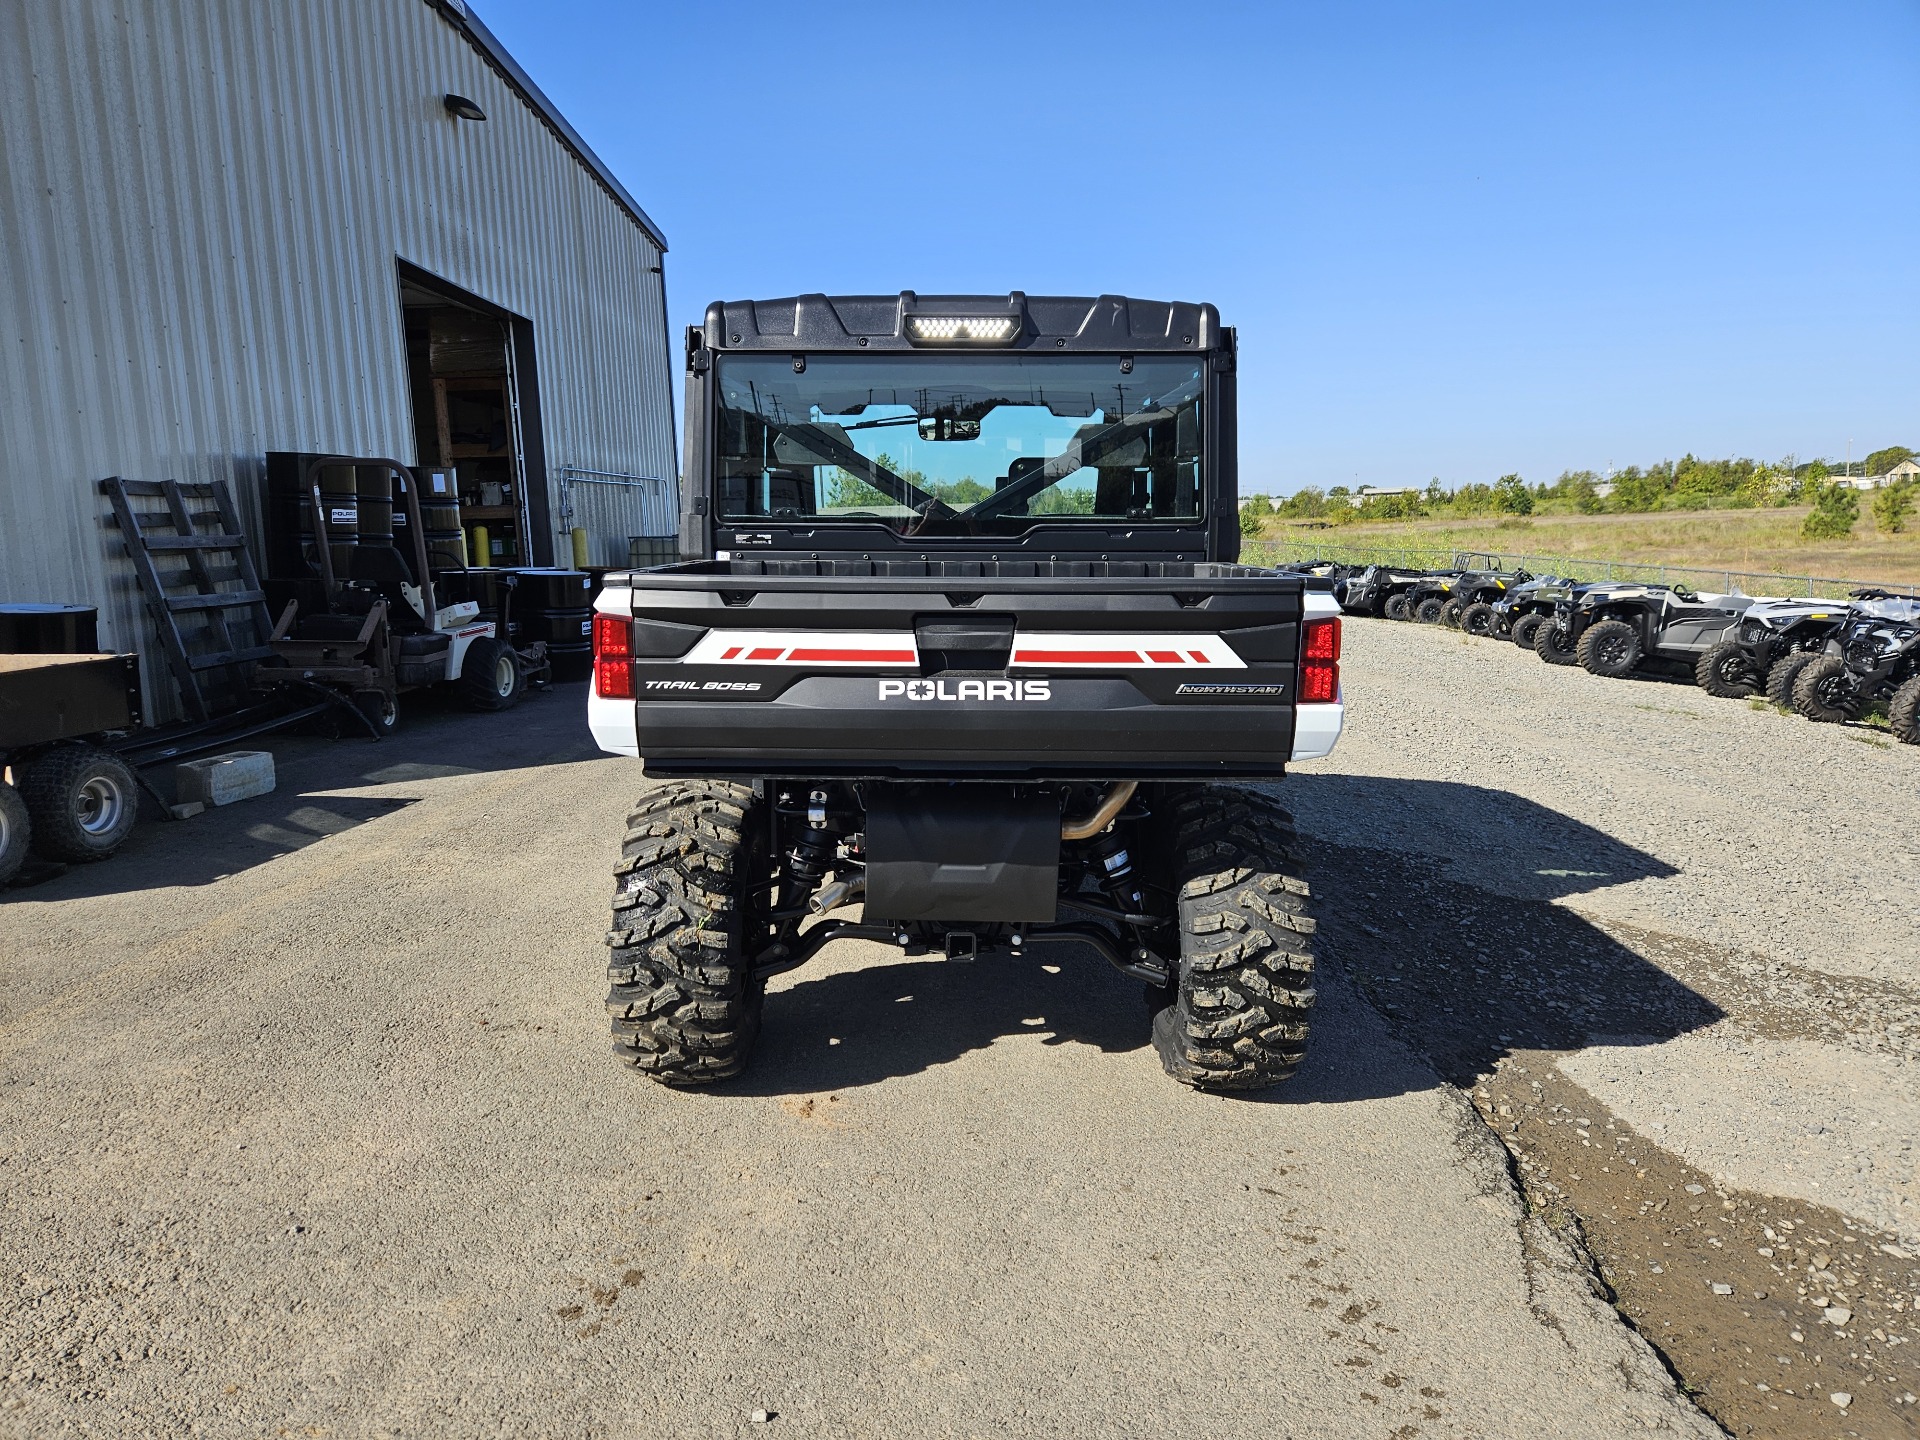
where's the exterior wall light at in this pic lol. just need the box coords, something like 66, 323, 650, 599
443, 94, 487, 122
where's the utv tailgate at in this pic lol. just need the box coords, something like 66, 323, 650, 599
592, 560, 1338, 780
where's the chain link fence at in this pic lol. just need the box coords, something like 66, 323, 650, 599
1242, 536, 1917, 600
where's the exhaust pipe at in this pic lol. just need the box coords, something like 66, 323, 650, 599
1061, 781, 1137, 841
809, 875, 866, 914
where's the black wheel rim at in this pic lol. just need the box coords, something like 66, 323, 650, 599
1600, 636, 1631, 668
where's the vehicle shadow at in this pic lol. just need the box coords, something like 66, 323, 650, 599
723, 777, 1722, 1098
4, 684, 598, 900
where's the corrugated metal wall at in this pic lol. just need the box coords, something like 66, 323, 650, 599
0, 0, 676, 718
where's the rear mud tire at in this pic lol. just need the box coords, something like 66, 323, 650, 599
1791, 654, 1861, 724
1149, 787, 1315, 1092
1413, 597, 1445, 624
1889, 675, 1920, 745
605, 781, 769, 1085
0, 782, 30, 886
1695, 641, 1760, 698
1383, 594, 1412, 622
1439, 597, 1468, 628
18, 744, 138, 862
1459, 602, 1497, 637
1510, 613, 1547, 651
1766, 652, 1816, 710
1535, 619, 1579, 666
1577, 618, 1642, 678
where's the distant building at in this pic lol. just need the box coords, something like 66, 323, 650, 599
1354, 485, 1423, 504
1834, 460, 1916, 491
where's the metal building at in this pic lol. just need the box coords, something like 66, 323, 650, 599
0, 0, 677, 716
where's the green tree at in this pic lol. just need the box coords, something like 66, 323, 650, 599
1801, 483, 1860, 539
1237, 496, 1269, 537
1276, 486, 1326, 519
1872, 480, 1915, 535
1864, 445, 1915, 478
1556, 471, 1603, 514
1324, 492, 1356, 526
1738, 464, 1789, 508
1609, 467, 1664, 512
1492, 473, 1534, 516
929, 477, 991, 507
1425, 477, 1446, 504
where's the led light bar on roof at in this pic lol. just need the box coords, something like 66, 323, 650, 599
906, 315, 1017, 344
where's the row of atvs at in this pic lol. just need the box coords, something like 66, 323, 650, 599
1279, 560, 1920, 744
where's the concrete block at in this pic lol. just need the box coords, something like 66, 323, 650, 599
174, 751, 275, 808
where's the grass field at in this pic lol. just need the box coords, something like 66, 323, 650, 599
1250, 506, 1920, 588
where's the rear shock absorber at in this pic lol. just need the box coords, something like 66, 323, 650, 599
1090, 830, 1146, 920
774, 788, 838, 918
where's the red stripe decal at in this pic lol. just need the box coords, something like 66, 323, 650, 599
1187, 651, 1211, 664
720, 647, 742, 660
1146, 650, 1184, 664
786, 648, 916, 663
1015, 649, 1144, 664
747, 647, 785, 661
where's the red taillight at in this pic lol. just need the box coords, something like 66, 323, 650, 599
1300, 617, 1340, 703
592, 612, 634, 698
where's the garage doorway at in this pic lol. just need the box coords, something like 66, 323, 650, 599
396, 261, 552, 567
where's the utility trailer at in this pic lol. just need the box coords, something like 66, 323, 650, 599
589, 292, 1343, 1091
0, 651, 143, 883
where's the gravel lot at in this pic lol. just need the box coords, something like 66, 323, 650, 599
2, 618, 1914, 1438
1287, 618, 1920, 1437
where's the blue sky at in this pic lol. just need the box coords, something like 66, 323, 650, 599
480, 0, 1918, 495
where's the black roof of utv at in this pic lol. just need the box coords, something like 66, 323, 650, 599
701, 293, 1226, 354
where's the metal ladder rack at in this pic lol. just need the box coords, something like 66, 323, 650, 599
99, 476, 276, 721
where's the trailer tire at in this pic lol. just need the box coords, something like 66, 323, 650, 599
1765, 652, 1817, 711
1459, 602, 1498, 637
605, 780, 768, 1085
1534, 618, 1579, 666
1149, 787, 1315, 1092
1577, 618, 1641, 678
1889, 675, 1920, 745
0, 782, 30, 886
18, 744, 138, 862
1510, 613, 1547, 651
1791, 654, 1860, 723
459, 637, 522, 712
1695, 641, 1760, 698
1383, 594, 1412, 622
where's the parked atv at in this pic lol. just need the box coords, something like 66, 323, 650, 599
1696, 591, 1892, 701
1443, 569, 1535, 634
1488, 575, 1579, 649
1400, 570, 1468, 624
1341, 564, 1441, 620
1551, 582, 1755, 681
1791, 596, 1920, 739
1531, 582, 1592, 665
1278, 560, 1359, 609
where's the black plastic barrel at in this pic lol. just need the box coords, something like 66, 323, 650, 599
315, 463, 359, 576
355, 466, 393, 545
0, 603, 99, 654
421, 499, 464, 572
